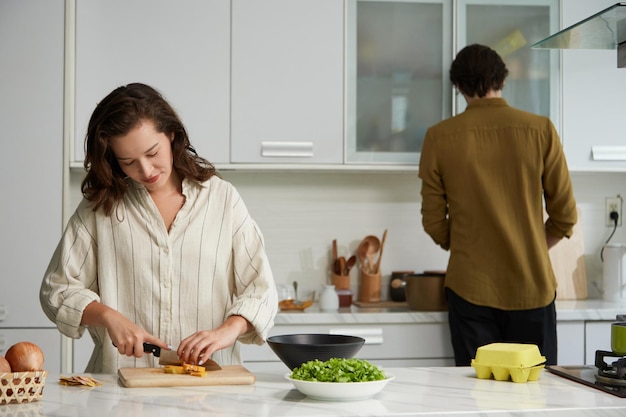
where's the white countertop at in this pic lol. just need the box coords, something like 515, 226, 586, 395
7, 367, 626, 416
274, 299, 626, 325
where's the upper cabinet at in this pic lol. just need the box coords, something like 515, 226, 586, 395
346, 0, 560, 166
0, 0, 63, 328
230, 0, 344, 164
558, 0, 626, 171
456, 0, 560, 123
70, 0, 623, 172
345, 0, 453, 165
74, 0, 230, 165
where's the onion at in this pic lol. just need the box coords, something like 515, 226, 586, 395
5, 342, 44, 372
0, 355, 10, 373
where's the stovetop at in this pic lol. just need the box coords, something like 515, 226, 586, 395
547, 365, 626, 398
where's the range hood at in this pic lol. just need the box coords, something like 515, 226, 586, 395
532, 2, 626, 67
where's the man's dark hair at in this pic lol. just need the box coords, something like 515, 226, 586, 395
450, 44, 509, 98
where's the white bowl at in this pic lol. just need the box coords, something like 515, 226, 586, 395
285, 373, 394, 401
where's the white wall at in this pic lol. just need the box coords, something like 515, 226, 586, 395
69, 169, 626, 300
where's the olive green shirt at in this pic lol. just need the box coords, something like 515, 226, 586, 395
419, 98, 577, 310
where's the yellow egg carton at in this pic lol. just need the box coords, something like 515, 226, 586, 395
471, 343, 546, 383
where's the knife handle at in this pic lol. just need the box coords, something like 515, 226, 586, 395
143, 342, 161, 356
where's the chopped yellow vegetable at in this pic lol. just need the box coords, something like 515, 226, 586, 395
163, 365, 186, 374
163, 363, 207, 377
182, 363, 205, 373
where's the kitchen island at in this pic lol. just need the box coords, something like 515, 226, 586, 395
6, 367, 626, 417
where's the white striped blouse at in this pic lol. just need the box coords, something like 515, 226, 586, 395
40, 176, 278, 373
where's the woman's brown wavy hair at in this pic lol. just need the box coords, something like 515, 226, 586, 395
449, 44, 509, 98
81, 83, 218, 216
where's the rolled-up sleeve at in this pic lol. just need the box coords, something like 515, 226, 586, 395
228, 189, 278, 345
40, 206, 100, 339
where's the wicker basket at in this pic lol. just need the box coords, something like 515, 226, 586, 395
0, 371, 47, 405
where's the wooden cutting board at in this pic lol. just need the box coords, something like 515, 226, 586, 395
548, 207, 588, 300
118, 365, 255, 388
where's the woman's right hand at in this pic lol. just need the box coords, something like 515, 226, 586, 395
81, 301, 169, 358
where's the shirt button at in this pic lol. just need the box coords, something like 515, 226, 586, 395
163, 248, 169, 253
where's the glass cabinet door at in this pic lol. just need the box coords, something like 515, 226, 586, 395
346, 0, 453, 165
456, 0, 560, 124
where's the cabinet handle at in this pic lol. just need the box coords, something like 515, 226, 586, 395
260, 141, 314, 158
329, 328, 383, 345
591, 146, 626, 161
0, 305, 5, 322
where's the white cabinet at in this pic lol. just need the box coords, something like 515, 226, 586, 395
346, 0, 453, 165
240, 321, 587, 371
240, 323, 454, 372
74, 0, 230, 165
561, 0, 626, 171
230, 0, 344, 164
69, 0, 588, 171
585, 321, 613, 365
0, 0, 63, 331
457, 0, 560, 122
556, 321, 585, 365
73, 334, 95, 373
346, 0, 560, 166
0, 329, 62, 374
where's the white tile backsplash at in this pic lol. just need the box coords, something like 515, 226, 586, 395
69, 169, 626, 300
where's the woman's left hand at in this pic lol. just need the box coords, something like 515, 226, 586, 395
177, 315, 251, 365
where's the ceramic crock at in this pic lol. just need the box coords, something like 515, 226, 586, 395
603, 243, 626, 301
404, 272, 447, 311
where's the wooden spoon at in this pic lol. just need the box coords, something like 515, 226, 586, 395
344, 255, 357, 275
373, 229, 388, 274
359, 235, 381, 273
357, 239, 370, 271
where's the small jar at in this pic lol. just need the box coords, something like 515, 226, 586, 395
336, 289, 353, 308
319, 285, 340, 311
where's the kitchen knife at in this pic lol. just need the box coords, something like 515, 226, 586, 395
143, 343, 222, 371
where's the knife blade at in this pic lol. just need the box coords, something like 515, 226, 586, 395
143, 343, 222, 370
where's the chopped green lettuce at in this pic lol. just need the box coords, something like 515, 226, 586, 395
290, 358, 386, 382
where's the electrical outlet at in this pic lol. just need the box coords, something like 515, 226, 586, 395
606, 195, 623, 227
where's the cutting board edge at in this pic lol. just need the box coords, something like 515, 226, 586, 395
117, 365, 256, 388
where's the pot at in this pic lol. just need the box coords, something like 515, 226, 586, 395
404, 272, 447, 311
603, 243, 626, 301
612, 322, 626, 355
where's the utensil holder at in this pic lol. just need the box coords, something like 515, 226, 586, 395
331, 272, 351, 290
359, 269, 381, 303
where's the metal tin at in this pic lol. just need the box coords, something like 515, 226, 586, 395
389, 271, 413, 302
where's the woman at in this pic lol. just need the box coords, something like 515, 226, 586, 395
40, 83, 278, 373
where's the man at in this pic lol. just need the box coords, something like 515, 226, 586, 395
418, 44, 577, 366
